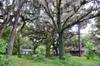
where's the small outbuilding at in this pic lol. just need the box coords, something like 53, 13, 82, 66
20, 49, 33, 55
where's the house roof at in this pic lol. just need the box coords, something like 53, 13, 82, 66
21, 49, 33, 52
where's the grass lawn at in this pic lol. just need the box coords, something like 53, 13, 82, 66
70, 56, 100, 66
2, 56, 100, 66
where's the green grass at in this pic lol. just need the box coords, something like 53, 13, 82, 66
2, 56, 100, 66
70, 56, 100, 66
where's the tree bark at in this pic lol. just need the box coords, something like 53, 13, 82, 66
7, 15, 18, 56
58, 32, 64, 59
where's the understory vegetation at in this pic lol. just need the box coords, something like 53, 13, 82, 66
1, 55, 100, 66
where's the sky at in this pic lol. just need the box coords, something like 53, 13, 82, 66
71, 18, 97, 36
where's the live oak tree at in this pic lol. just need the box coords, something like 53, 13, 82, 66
38, 0, 100, 59
7, 0, 27, 57
0, 0, 33, 57
6, 0, 42, 58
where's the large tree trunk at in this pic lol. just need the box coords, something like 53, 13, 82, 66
7, 16, 18, 57
7, 7, 22, 57
56, 0, 64, 59
58, 32, 64, 59
6, 14, 19, 65
7, 0, 24, 57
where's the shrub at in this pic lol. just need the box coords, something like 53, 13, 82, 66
0, 39, 7, 65
85, 40, 96, 59
35, 45, 46, 55
0, 39, 7, 54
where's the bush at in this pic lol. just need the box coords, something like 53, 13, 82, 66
35, 45, 46, 55
85, 40, 96, 59
0, 39, 7, 65
0, 39, 7, 54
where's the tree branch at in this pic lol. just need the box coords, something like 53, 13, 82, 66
62, 11, 100, 32
62, 0, 88, 29
56, 0, 61, 32
41, 0, 58, 31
